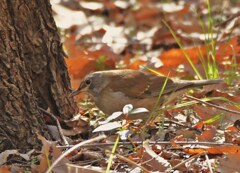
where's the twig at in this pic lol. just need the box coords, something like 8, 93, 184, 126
66, 163, 105, 173
164, 120, 202, 133
45, 134, 106, 173
168, 152, 204, 171
185, 95, 240, 115
115, 153, 150, 173
204, 152, 213, 173
57, 141, 232, 149
38, 107, 69, 146
215, 11, 240, 27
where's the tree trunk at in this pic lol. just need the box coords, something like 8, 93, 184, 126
0, 0, 77, 152
11, 0, 77, 119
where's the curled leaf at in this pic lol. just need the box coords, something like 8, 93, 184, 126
123, 104, 133, 114
93, 122, 122, 133
130, 107, 149, 114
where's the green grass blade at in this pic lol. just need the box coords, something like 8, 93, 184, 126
162, 20, 203, 80
106, 134, 120, 173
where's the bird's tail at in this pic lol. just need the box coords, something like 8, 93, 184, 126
185, 79, 223, 87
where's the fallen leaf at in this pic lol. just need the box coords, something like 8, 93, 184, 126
93, 122, 122, 133
217, 154, 240, 173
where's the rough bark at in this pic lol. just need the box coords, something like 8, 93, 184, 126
9, 0, 77, 119
0, 0, 77, 152
0, 0, 49, 152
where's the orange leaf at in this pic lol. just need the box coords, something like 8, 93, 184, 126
158, 36, 240, 69
197, 127, 217, 141
159, 46, 206, 67
185, 145, 240, 155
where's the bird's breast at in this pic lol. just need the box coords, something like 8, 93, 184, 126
94, 88, 158, 116
94, 89, 131, 114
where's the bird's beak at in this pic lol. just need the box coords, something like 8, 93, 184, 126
69, 84, 89, 97
69, 89, 81, 97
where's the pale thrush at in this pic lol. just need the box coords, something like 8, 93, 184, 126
70, 70, 222, 120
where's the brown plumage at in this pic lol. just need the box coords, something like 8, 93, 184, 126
71, 70, 222, 120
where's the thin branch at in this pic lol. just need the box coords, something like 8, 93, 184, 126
185, 95, 240, 115
38, 107, 69, 146
57, 141, 232, 149
46, 134, 106, 173
164, 120, 202, 133
168, 152, 204, 171
66, 163, 105, 173
205, 153, 213, 173
115, 153, 150, 173
215, 11, 240, 27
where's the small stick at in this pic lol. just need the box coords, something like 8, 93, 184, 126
185, 95, 240, 115
46, 134, 106, 173
215, 11, 240, 27
204, 152, 213, 173
115, 153, 150, 173
57, 141, 232, 149
164, 120, 202, 133
168, 152, 204, 171
38, 107, 69, 146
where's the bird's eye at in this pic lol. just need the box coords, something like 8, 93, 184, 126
85, 79, 91, 85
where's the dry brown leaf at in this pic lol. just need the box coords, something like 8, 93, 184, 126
0, 166, 11, 173
33, 135, 69, 173
139, 141, 171, 171
175, 129, 197, 139
197, 127, 217, 142
217, 154, 240, 173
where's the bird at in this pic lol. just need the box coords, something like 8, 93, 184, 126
70, 69, 222, 120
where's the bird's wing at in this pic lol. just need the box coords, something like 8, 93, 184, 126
143, 74, 181, 97
106, 70, 182, 98
106, 70, 153, 98
105, 70, 214, 99
148, 78, 222, 97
